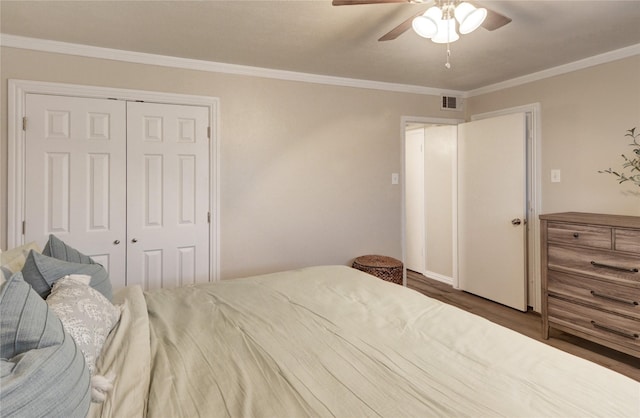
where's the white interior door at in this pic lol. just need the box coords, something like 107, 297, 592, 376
126, 102, 210, 290
405, 128, 425, 274
24, 94, 127, 288
457, 113, 527, 311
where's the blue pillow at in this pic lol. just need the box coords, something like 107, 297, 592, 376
43, 234, 95, 265
21, 250, 113, 301
0, 272, 90, 418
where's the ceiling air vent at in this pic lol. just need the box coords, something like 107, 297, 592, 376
441, 95, 462, 111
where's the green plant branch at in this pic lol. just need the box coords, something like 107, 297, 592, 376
599, 127, 640, 187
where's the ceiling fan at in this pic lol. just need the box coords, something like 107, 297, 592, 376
332, 0, 512, 42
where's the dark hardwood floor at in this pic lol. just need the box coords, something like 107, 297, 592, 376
406, 270, 640, 382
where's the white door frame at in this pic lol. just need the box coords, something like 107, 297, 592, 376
8, 79, 221, 281
404, 127, 427, 275
401, 104, 541, 311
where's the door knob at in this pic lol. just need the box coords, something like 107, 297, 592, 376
113, 240, 120, 245
132, 238, 138, 243
511, 218, 522, 225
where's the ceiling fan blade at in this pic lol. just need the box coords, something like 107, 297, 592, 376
332, 0, 410, 5
378, 10, 424, 41
479, 5, 512, 31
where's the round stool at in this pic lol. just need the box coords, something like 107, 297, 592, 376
352, 255, 403, 285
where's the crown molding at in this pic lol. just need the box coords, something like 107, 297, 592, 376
1, 34, 638, 98
0, 34, 462, 97
466, 43, 640, 97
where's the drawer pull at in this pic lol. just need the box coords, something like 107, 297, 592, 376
573, 232, 580, 238
590, 290, 639, 306
590, 260, 639, 273
590, 321, 639, 340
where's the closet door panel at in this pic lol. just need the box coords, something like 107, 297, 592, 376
25, 94, 127, 288
126, 102, 210, 290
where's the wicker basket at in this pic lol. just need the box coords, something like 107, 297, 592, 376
352, 255, 403, 285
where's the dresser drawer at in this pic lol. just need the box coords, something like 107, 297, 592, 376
548, 245, 640, 284
615, 228, 640, 254
548, 297, 640, 353
547, 222, 611, 249
547, 270, 640, 319
541, 213, 640, 357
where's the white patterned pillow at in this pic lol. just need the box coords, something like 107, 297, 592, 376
46, 274, 121, 374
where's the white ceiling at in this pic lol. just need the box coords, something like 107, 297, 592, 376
2, 0, 639, 92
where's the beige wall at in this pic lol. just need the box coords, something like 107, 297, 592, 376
3, 48, 638, 281
467, 55, 640, 216
1, 46, 457, 279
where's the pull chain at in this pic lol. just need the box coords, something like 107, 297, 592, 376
445, 14, 452, 69
445, 44, 451, 69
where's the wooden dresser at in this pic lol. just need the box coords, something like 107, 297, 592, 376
540, 212, 640, 357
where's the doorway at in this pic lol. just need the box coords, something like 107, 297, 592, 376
401, 105, 541, 311
404, 123, 457, 285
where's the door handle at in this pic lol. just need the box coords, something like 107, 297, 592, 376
113, 240, 120, 245
511, 218, 522, 225
132, 238, 138, 243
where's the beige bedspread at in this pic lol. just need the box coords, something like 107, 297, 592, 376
89, 285, 150, 418
94, 265, 639, 417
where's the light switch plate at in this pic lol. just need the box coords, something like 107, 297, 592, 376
391, 173, 399, 185
551, 169, 561, 183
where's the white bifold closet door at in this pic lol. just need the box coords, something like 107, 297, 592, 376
24, 94, 210, 290
25, 94, 128, 287
126, 102, 210, 290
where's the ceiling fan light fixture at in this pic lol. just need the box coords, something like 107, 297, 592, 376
431, 17, 459, 44
424, 5, 443, 20
454, 2, 487, 34
411, 6, 442, 38
412, 16, 438, 38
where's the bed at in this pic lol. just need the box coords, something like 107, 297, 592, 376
2, 241, 639, 417
95, 265, 639, 417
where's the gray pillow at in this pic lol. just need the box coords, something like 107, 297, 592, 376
43, 234, 95, 264
0, 272, 91, 418
1, 266, 12, 280
21, 250, 113, 301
